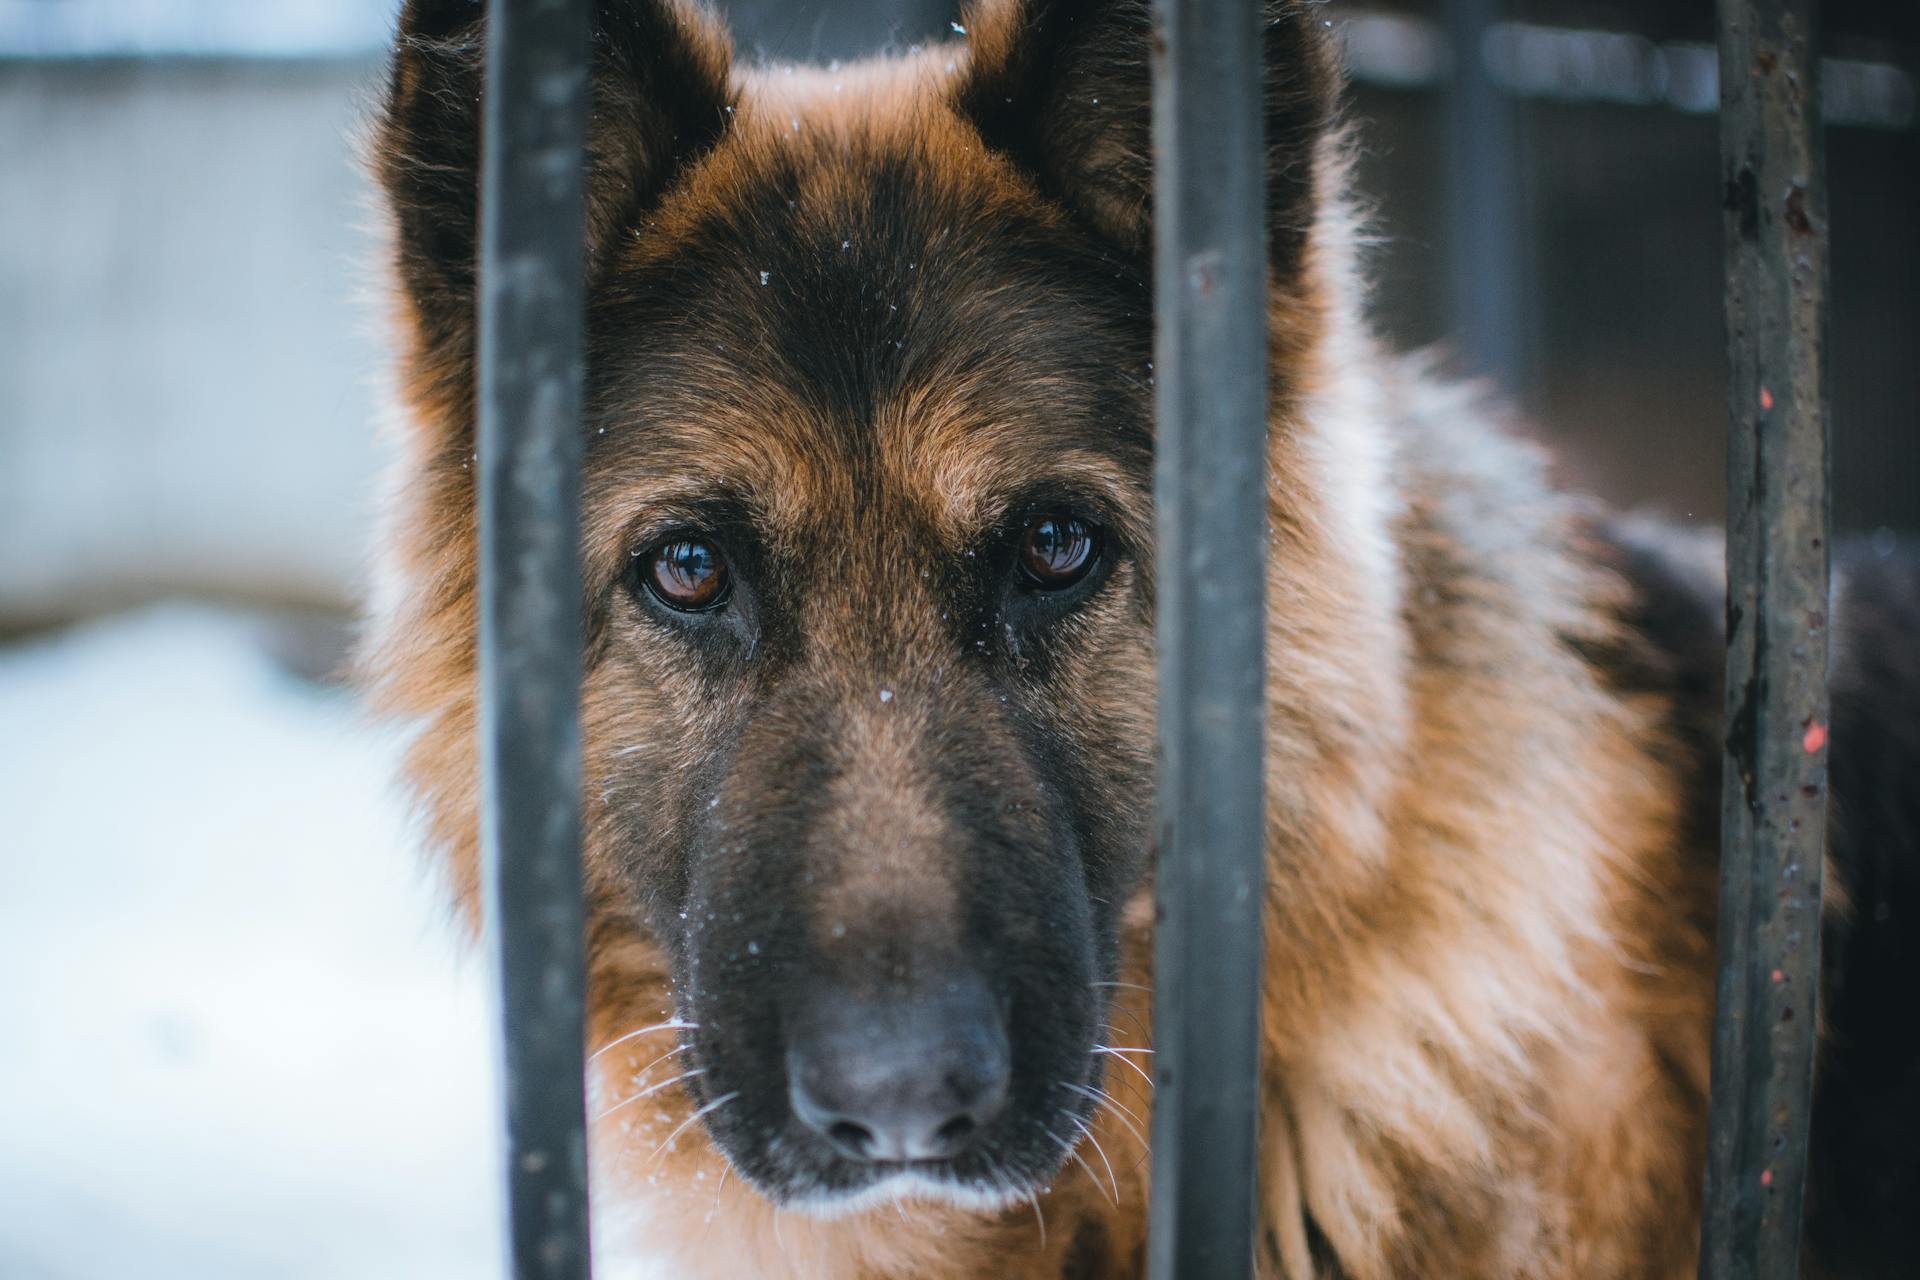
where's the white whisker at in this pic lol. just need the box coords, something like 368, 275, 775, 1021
978, 1150, 1026, 1226
1092, 1046, 1157, 1090
592, 1067, 705, 1122
1062, 1109, 1121, 1203
587, 1018, 696, 1067
1064, 1079, 1146, 1132
699, 1161, 731, 1241
1044, 1125, 1115, 1207
1057, 1080, 1150, 1153
1025, 1187, 1048, 1251
1105, 1020, 1144, 1059
599, 1042, 688, 1101
646, 1090, 739, 1164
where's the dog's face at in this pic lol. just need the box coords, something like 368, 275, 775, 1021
587, 134, 1162, 1206
375, 0, 1332, 1213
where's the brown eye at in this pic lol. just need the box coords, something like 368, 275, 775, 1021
641, 536, 730, 611
1018, 515, 1100, 590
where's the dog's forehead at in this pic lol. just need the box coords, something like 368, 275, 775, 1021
585, 114, 1155, 554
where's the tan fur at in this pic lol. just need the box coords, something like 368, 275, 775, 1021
363, 5, 1725, 1276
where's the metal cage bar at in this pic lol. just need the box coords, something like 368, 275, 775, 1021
477, 1, 596, 1276
1700, 0, 1832, 1276
1148, 1, 1271, 1277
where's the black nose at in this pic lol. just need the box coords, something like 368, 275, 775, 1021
786, 971, 1011, 1164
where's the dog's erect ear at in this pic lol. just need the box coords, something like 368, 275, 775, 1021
376, 0, 733, 349
954, 0, 1337, 274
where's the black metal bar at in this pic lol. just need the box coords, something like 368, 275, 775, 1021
1700, 0, 1831, 1275
1148, 0, 1269, 1276
477, 1, 595, 1277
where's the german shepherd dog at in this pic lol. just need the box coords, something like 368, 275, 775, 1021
363, 1, 1920, 1275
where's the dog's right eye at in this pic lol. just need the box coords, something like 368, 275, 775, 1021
637, 536, 731, 612
1017, 514, 1101, 591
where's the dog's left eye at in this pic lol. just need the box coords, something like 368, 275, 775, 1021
1017, 515, 1101, 590
638, 536, 731, 611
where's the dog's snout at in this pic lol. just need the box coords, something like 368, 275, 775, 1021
786, 972, 1011, 1165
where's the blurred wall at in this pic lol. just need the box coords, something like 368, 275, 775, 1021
0, 1, 960, 631
0, 57, 388, 626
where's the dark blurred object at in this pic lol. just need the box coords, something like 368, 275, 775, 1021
722, 0, 957, 62
1443, 0, 1529, 393
1335, 0, 1918, 535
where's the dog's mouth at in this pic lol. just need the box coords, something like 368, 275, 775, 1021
739, 1102, 1095, 1216
673, 1028, 1111, 1213
776, 1160, 1038, 1218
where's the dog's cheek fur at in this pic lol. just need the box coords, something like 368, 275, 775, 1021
1006, 567, 1158, 911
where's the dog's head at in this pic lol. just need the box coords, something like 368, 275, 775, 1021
371, 0, 1340, 1213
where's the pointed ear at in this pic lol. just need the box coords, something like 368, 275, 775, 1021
375, 0, 734, 353
954, 0, 1338, 274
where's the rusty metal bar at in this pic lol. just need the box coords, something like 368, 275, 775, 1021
1700, 0, 1831, 1275
477, 0, 595, 1276
1148, 0, 1270, 1276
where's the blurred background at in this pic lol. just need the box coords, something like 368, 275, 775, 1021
0, 1, 1913, 1276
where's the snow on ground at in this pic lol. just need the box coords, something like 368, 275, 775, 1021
0, 606, 505, 1279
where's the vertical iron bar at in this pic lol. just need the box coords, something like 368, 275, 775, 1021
478, 1, 595, 1277
1148, 0, 1269, 1277
1701, 0, 1830, 1276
